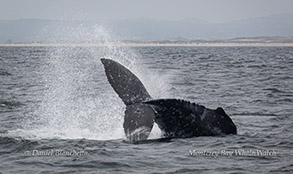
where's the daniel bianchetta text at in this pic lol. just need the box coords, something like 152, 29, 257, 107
24, 149, 88, 156
188, 149, 277, 158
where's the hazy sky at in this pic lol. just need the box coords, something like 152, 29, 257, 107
0, 0, 292, 22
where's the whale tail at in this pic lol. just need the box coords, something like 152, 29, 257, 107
101, 58, 151, 106
101, 58, 237, 141
101, 58, 155, 141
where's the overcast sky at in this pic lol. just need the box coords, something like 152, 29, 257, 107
0, 0, 292, 23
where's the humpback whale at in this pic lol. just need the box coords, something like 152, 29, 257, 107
101, 58, 237, 142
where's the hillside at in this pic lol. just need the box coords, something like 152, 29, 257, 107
0, 14, 293, 43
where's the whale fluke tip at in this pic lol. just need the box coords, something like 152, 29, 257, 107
100, 58, 107, 65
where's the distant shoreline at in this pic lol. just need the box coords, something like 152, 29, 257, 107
1, 42, 293, 47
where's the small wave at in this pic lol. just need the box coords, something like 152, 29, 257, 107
0, 100, 24, 109
263, 88, 286, 93
247, 64, 267, 68
276, 98, 293, 102
276, 140, 293, 148
232, 112, 277, 117
0, 70, 12, 76
0, 135, 25, 144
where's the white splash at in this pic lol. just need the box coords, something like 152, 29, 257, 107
8, 23, 169, 141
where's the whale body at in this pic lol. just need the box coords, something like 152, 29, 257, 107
101, 58, 237, 142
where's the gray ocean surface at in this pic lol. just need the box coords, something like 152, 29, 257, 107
0, 46, 292, 173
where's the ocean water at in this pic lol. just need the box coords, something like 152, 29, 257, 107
0, 46, 292, 173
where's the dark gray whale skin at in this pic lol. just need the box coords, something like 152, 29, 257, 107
100, 58, 151, 106
144, 99, 237, 138
101, 58, 155, 141
101, 58, 237, 142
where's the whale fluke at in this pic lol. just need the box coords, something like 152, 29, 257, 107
123, 103, 155, 141
144, 99, 237, 138
101, 58, 154, 142
101, 58, 151, 106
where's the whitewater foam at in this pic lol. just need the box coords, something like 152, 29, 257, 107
10, 23, 169, 141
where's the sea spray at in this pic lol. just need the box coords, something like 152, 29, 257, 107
14, 23, 170, 140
